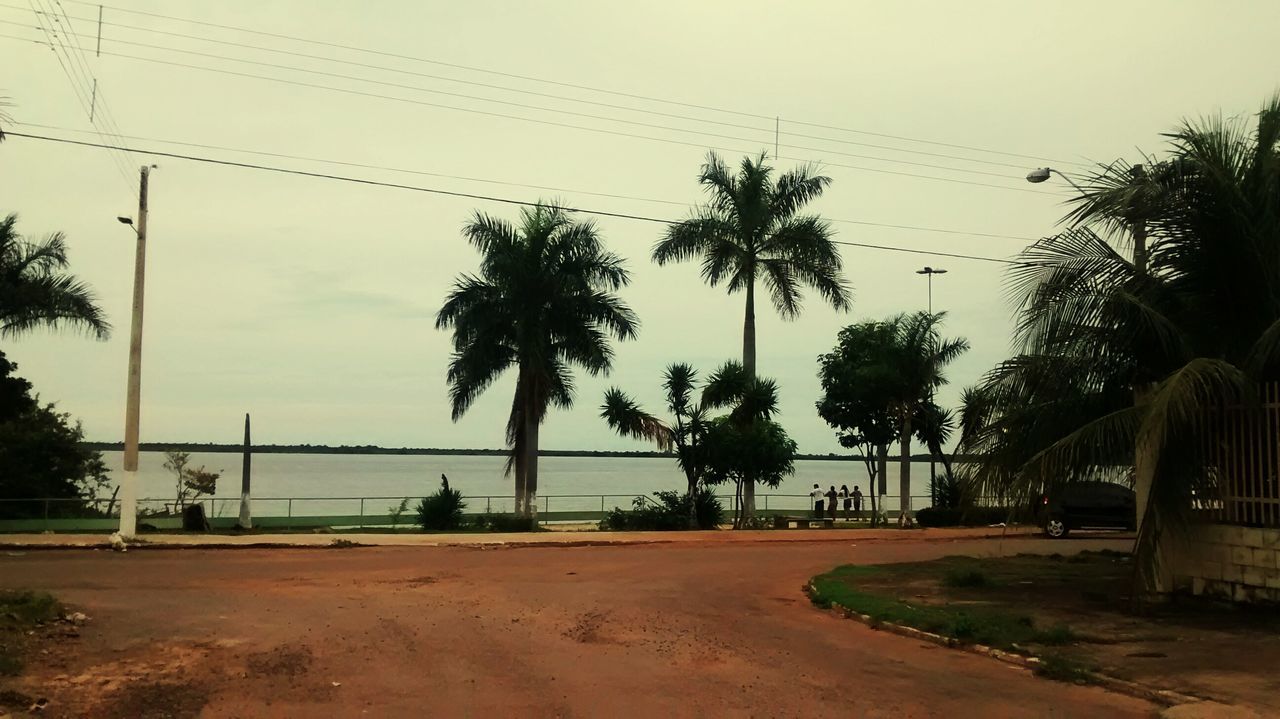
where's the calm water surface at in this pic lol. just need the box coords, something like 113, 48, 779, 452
100, 451, 940, 517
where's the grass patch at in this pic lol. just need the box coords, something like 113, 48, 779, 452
810, 565, 1060, 650
0, 590, 62, 676
943, 568, 993, 588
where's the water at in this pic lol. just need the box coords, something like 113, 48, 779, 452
99, 451, 940, 517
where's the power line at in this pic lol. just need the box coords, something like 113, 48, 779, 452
6, 131, 1029, 266
0, 7, 1056, 172
54, 0, 1085, 168
22, 1, 133, 190
16, 121, 1039, 242
0, 32, 1055, 196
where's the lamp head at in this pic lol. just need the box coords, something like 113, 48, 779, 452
117, 216, 134, 226
1026, 167, 1052, 184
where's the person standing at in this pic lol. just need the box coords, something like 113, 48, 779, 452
810, 484, 824, 518
825, 486, 838, 521
839, 484, 851, 520
853, 485, 864, 518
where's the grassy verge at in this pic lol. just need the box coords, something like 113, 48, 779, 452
810, 564, 1078, 651
0, 590, 62, 675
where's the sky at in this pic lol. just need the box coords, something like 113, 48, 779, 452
1, 0, 1277, 454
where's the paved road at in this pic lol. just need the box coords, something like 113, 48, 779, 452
1, 534, 1153, 718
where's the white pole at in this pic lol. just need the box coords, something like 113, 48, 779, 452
118, 165, 150, 537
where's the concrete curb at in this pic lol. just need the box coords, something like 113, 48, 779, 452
0, 527, 1057, 551
803, 582, 1201, 708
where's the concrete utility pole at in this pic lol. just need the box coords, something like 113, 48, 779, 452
916, 266, 948, 507
117, 165, 151, 537
238, 413, 253, 529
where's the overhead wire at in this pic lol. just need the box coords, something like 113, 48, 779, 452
22, 1, 134, 190
0, 31, 1058, 196
54, 0, 1085, 169
0, 5, 1062, 172
6, 131, 1034, 267
15, 120, 1039, 243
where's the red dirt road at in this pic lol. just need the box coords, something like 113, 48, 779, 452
1, 534, 1154, 718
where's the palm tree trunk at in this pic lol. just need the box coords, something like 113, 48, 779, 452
524, 390, 540, 522
740, 280, 757, 522
899, 413, 912, 525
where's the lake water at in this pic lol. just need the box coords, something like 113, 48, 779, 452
99, 451, 942, 518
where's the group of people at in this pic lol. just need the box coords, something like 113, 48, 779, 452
810, 483, 864, 520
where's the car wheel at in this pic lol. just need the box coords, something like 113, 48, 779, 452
1045, 517, 1068, 538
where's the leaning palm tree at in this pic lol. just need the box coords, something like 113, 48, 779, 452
437, 204, 639, 518
0, 214, 110, 340
654, 151, 851, 516
963, 94, 1280, 598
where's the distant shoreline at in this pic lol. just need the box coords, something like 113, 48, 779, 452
82, 441, 957, 463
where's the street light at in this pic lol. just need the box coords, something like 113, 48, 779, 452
916, 267, 948, 507
117, 166, 152, 538
1026, 166, 1086, 193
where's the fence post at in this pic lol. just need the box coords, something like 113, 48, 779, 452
288, 498, 293, 519
43, 499, 49, 531
487, 496, 491, 514
544, 495, 549, 515
359, 498, 365, 529
764, 494, 769, 511
601, 495, 605, 512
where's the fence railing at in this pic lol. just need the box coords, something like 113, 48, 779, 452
0, 492, 960, 531
1197, 384, 1280, 528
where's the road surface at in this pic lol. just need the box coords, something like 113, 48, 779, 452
0, 532, 1153, 718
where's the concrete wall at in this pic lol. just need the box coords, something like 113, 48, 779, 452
1166, 523, 1280, 602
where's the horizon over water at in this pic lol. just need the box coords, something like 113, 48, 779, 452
100, 451, 946, 517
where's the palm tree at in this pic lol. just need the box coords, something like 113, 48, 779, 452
885, 312, 969, 524
437, 204, 639, 518
963, 95, 1280, 597
0, 214, 110, 340
654, 151, 851, 516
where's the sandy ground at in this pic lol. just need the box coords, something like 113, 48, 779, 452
0, 532, 1155, 718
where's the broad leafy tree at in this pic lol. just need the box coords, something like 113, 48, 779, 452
653, 152, 851, 518
438, 204, 638, 517
963, 95, 1280, 594
0, 214, 109, 341
0, 351, 109, 518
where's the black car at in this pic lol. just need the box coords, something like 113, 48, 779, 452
1040, 482, 1136, 538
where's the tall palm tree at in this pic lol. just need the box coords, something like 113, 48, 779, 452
437, 204, 639, 517
963, 95, 1280, 596
654, 151, 851, 515
0, 214, 110, 340
886, 312, 969, 524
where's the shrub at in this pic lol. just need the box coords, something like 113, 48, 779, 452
599, 489, 723, 531
915, 506, 1022, 528
417, 477, 466, 531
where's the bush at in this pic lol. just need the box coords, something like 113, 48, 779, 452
417, 477, 466, 531
471, 513, 539, 532
915, 506, 1022, 527
598, 488, 723, 531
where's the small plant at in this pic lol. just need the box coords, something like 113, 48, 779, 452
388, 498, 411, 529
943, 568, 992, 588
598, 489, 723, 531
417, 476, 466, 531
162, 450, 220, 513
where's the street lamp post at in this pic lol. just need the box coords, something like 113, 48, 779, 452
916, 267, 947, 506
117, 165, 152, 537
1026, 165, 1148, 275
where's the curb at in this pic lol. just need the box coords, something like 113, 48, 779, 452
803, 582, 1200, 708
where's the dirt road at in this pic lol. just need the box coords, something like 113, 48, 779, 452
0, 533, 1153, 718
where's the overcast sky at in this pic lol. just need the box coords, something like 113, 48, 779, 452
2, 0, 1277, 453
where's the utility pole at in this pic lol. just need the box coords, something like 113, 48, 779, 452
916, 266, 947, 508
117, 165, 151, 537
238, 413, 253, 529
1130, 164, 1148, 276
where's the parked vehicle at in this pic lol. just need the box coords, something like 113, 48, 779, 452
1040, 482, 1136, 538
